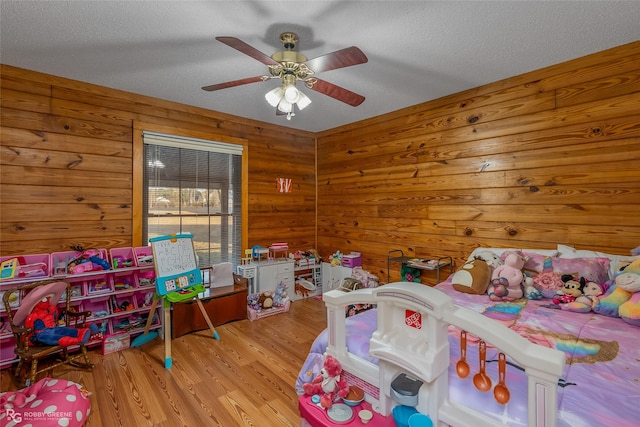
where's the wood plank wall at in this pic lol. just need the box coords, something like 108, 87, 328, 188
0, 65, 316, 256
316, 41, 640, 285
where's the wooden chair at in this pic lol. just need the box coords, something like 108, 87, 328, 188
2, 280, 95, 386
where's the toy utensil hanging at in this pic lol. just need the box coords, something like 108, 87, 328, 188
130, 294, 159, 347
456, 330, 470, 378
473, 340, 492, 392
494, 352, 510, 404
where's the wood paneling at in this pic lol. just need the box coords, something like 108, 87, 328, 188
2, 41, 639, 281
317, 41, 640, 285
1, 65, 316, 256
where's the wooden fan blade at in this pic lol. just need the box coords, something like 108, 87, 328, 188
304, 46, 368, 73
202, 76, 265, 91
308, 79, 365, 107
216, 36, 279, 66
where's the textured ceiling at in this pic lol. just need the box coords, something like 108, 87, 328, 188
1, 1, 639, 133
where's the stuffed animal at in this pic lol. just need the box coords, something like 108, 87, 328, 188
302, 355, 349, 409
473, 250, 504, 270
247, 293, 261, 310
557, 280, 608, 313
272, 282, 288, 307
451, 259, 491, 295
487, 251, 528, 301
593, 258, 640, 326
552, 275, 585, 305
258, 291, 274, 309
330, 251, 343, 266
25, 296, 95, 346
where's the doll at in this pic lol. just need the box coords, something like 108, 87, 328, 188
25, 296, 94, 346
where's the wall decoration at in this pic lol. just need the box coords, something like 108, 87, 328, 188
277, 178, 292, 193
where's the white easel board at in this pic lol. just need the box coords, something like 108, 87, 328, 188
149, 233, 201, 296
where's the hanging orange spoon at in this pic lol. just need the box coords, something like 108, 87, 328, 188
494, 352, 511, 404
456, 330, 470, 378
473, 341, 492, 392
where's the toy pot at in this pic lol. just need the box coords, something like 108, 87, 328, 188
473, 341, 492, 392
456, 330, 470, 378
494, 352, 510, 404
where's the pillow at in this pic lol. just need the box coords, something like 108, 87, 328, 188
557, 244, 640, 280
550, 257, 610, 284
451, 259, 491, 295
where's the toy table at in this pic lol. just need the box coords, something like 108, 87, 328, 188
299, 395, 395, 427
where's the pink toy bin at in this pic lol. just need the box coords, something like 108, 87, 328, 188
82, 296, 111, 320
134, 246, 154, 267
85, 276, 113, 295
134, 289, 155, 309
0, 336, 17, 364
113, 271, 137, 292
52, 249, 109, 275
112, 293, 137, 314
0, 253, 51, 280
109, 247, 135, 269
136, 270, 156, 288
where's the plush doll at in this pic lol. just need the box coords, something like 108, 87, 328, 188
247, 293, 261, 310
302, 355, 349, 408
557, 280, 607, 313
451, 259, 491, 295
593, 258, 640, 326
487, 251, 528, 301
25, 296, 95, 346
552, 275, 585, 305
258, 291, 274, 309
473, 250, 504, 271
330, 251, 343, 266
272, 282, 288, 307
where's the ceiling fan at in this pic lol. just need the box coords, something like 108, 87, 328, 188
202, 32, 368, 119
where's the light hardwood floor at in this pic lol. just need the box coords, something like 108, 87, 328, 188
1, 297, 327, 426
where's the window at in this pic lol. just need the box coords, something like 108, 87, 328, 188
142, 132, 243, 268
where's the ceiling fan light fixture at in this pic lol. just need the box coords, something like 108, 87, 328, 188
265, 86, 284, 107
284, 84, 299, 103
277, 98, 293, 113
296, 91, 312, 110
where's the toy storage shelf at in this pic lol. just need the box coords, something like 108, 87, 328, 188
387, 249, 453, 284
0, 247, 160, 367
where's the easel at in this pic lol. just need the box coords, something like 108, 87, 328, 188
142, 233, 220, 369
140, 284, 219, 368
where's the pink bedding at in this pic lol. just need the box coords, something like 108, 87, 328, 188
297, 277, 639, 427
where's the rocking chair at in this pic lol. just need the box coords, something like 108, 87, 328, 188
2, 280, 95, 386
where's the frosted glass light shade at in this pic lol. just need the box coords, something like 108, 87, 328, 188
277, 99, 293, 113
265, 86, 284, 107
296, 91, 312, 110
284, 85, 300, 103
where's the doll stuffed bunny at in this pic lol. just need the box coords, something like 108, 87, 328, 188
487, 251, 528, 301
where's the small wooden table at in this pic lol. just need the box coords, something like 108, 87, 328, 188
171, 284, 248, 338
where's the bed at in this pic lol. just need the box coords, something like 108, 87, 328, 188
296, 246, 639, 427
